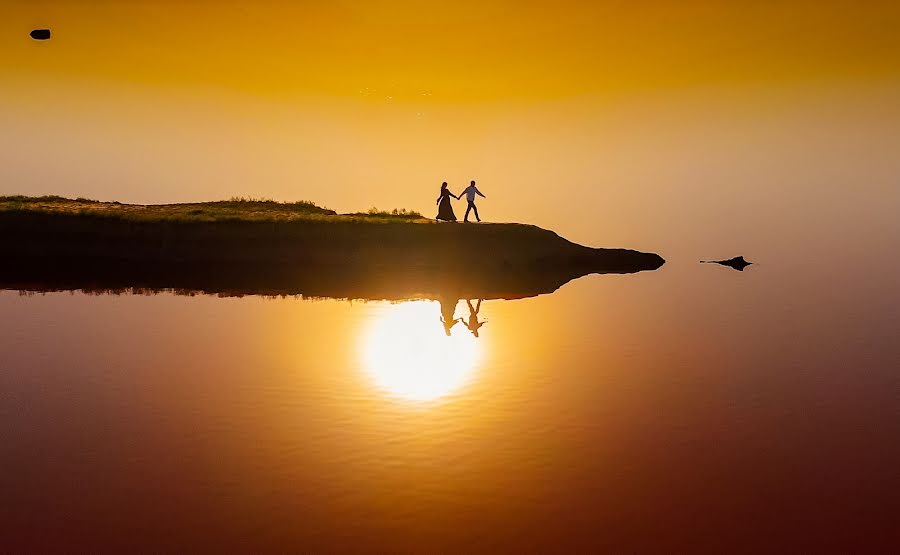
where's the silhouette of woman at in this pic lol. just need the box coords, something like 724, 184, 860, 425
463, 299, 486, 337
435, 182, 459, 222
439, 296, 461, 336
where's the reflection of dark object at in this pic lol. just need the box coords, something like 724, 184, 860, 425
30, 29, 52, 40
701, 256, 752, 271
0, 211, 665, 300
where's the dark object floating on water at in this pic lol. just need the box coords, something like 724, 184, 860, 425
701, 256, 752, 271
30, 29, 52, 40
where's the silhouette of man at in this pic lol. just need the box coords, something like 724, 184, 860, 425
463, 299, 486, 337
461, 180, 486, 223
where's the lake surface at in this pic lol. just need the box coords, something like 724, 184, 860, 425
2, 246, 898, 552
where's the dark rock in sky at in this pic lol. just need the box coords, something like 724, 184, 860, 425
30, 29, 52, 40
701, 256, 752, 271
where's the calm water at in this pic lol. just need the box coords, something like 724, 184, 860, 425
2, 245, 898, 552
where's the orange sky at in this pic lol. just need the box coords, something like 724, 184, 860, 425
5, 1, 900, 101
2, 1, 899, 255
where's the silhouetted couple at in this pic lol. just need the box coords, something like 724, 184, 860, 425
436, 181, 486, 223
439, 297, 487, 337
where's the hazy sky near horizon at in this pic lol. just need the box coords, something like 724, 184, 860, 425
2, 0, 899, 254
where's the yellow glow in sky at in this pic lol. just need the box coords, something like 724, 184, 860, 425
4, 1, 900, 103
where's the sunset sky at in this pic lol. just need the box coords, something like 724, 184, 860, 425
3, 0, 899, 254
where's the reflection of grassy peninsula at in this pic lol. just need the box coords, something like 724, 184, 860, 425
0, 196, 664, 299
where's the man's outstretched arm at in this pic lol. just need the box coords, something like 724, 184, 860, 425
476, 187, 486, 198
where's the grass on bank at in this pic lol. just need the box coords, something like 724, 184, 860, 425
0, 195, 428, 224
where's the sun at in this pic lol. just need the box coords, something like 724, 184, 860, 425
360, 300, 482, 402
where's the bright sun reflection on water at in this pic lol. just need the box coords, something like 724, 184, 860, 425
361, 301, 482, 402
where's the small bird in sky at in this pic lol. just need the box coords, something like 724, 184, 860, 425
30, 29, 52, 40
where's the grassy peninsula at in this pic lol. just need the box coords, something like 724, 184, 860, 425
0, 195, 664, 300
0, 195, 424, 223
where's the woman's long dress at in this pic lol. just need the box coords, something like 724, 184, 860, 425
436, 190, 457, 221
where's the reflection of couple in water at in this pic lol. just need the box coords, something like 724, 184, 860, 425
436, 180, 486, 223
440, 298, 487, 337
